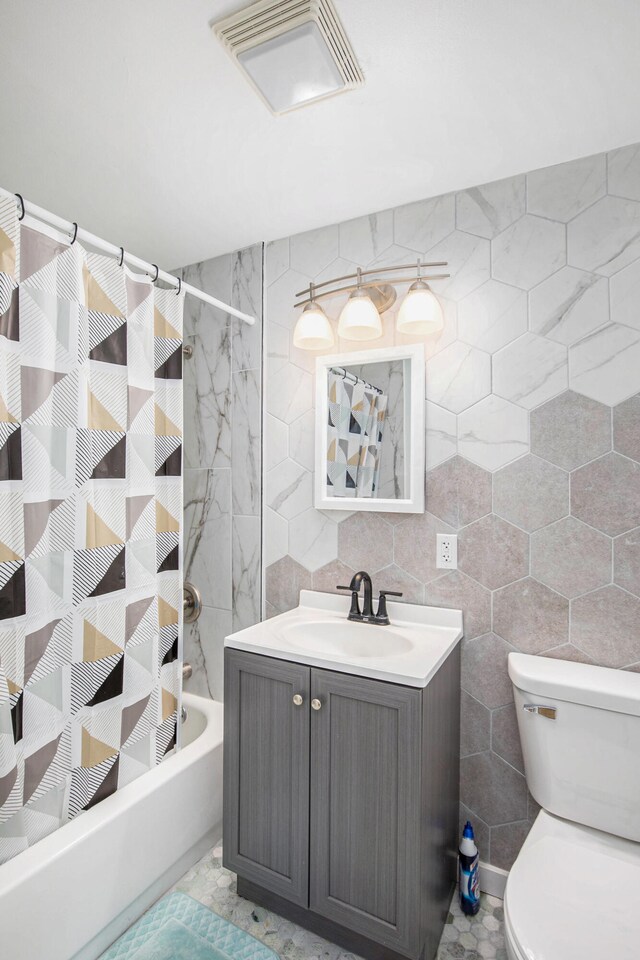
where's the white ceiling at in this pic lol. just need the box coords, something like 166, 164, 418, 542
1, 0, 639, 268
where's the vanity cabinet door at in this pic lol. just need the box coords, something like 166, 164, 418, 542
223, 649, 310, 907
309, 669, 422, 957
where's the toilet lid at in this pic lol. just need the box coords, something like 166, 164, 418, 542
506, 815, 640, 960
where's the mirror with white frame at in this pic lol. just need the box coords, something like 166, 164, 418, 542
315, 344, 425, 513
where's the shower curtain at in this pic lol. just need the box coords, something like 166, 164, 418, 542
326, 368, 388, 498
0, 196, 183, 864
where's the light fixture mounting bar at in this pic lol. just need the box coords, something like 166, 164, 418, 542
294, 260, 448, 299
293, 260, 450, 309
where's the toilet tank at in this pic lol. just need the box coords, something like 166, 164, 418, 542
509, 653, 640, 842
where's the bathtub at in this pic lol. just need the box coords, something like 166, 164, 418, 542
0, 693, 223, 960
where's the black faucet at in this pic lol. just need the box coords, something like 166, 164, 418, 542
337, 571, 403, 625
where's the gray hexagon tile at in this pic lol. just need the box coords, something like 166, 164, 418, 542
427, 455, 492, 528
457, 278, 527, 353
460, 751, 527, 825
571, 452, 640, 536
394, 512, 455, 584
614, 527, 640, 596
372, 563, 425, 603
461, 633, 517, 709
455, 175, 525, 239
571, 585, 640, 667
491, 703, 524, 773
426, 230, 491, 301
608, 143, 640, 202
614, 393, 640, 461
289, 224, 339, 276
493, 333, 567, 409
427, 571, 492, 640
426, 341, 491, 413
540, 643, 597, 665
531, 517, 611, 598
567, 195, 640, 276
338, 513, 393, 572
461, 691, 491, 757
393, 194, 455, 253
529, 390, 611, 471
311, 558, 356, 595
493, 578, 569, 653
609, 258, 640, 332
288, 509, 338, 572
526, 153, 606, 221
528, 266, 609, 345
338, 210, 393, 264
491, 821, 533, 872
493, 454, 568, 532
265, 556, 311, 614
569, 323, 640, 406
492, 215, 565, 290
458, 396, 528, 471
459, 515, 529, 590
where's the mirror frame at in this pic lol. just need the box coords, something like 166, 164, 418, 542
314, 343, 425, 514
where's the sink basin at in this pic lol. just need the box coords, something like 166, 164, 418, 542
280, 619, 413, 659
225, 590, 463, 687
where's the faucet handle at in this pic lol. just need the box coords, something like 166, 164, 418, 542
336, 584, 361, 618
376, 589, 403, 623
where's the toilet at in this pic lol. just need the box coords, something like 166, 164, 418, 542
504, 653, 640, 960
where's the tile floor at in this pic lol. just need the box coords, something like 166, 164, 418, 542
163, 844, 508, 960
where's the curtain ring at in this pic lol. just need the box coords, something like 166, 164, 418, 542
175, 276, 182, 297
70, 222, 78, 245
118, 246, 125, 268
149, 264, 159, 283
15, 194, 26, 221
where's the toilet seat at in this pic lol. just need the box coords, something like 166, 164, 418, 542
504, 810, 640, 960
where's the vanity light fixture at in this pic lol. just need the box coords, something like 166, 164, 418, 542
396, 260, 444, 336
293, 259, 449, 348
337, 270, 383, 341
292, 284, 334, 349
213, 0, 364, 115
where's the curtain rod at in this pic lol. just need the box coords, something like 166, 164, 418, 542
0, 187, 256, 326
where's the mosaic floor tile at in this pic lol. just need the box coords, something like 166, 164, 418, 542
110, 843, 506, 960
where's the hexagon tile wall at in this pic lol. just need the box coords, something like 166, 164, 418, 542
263, 141, 640, 872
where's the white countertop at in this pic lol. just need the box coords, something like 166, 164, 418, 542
225, 590, 463, 687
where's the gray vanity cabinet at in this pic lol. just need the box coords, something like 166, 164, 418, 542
223, 645, 460, 960
223, 650, 310, 906
310, 669, 422, 957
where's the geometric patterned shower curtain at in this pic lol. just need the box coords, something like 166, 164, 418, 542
326, 368, 387, 498
0, 195, 183, 864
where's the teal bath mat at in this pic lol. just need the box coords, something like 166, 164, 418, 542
101, 892, 279, 960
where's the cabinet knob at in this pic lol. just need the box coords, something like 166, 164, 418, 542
292, 694, 304, 706
311, 698, 322, 711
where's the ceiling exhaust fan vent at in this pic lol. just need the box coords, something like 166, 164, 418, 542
213, 0, 364, 115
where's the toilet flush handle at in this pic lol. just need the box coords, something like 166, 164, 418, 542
523, 704, 557, 720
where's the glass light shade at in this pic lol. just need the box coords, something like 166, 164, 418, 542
396, 280, 444, 336
337, 289, 383, 341
293, 301, 334, 350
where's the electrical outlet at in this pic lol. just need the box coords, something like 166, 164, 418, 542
436, 533, 457, 569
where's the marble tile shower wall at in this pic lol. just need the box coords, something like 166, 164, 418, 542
264, 142, 640, 871
181, 245, 263, 701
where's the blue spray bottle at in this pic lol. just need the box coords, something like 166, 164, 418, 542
458, 821, 480, 915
